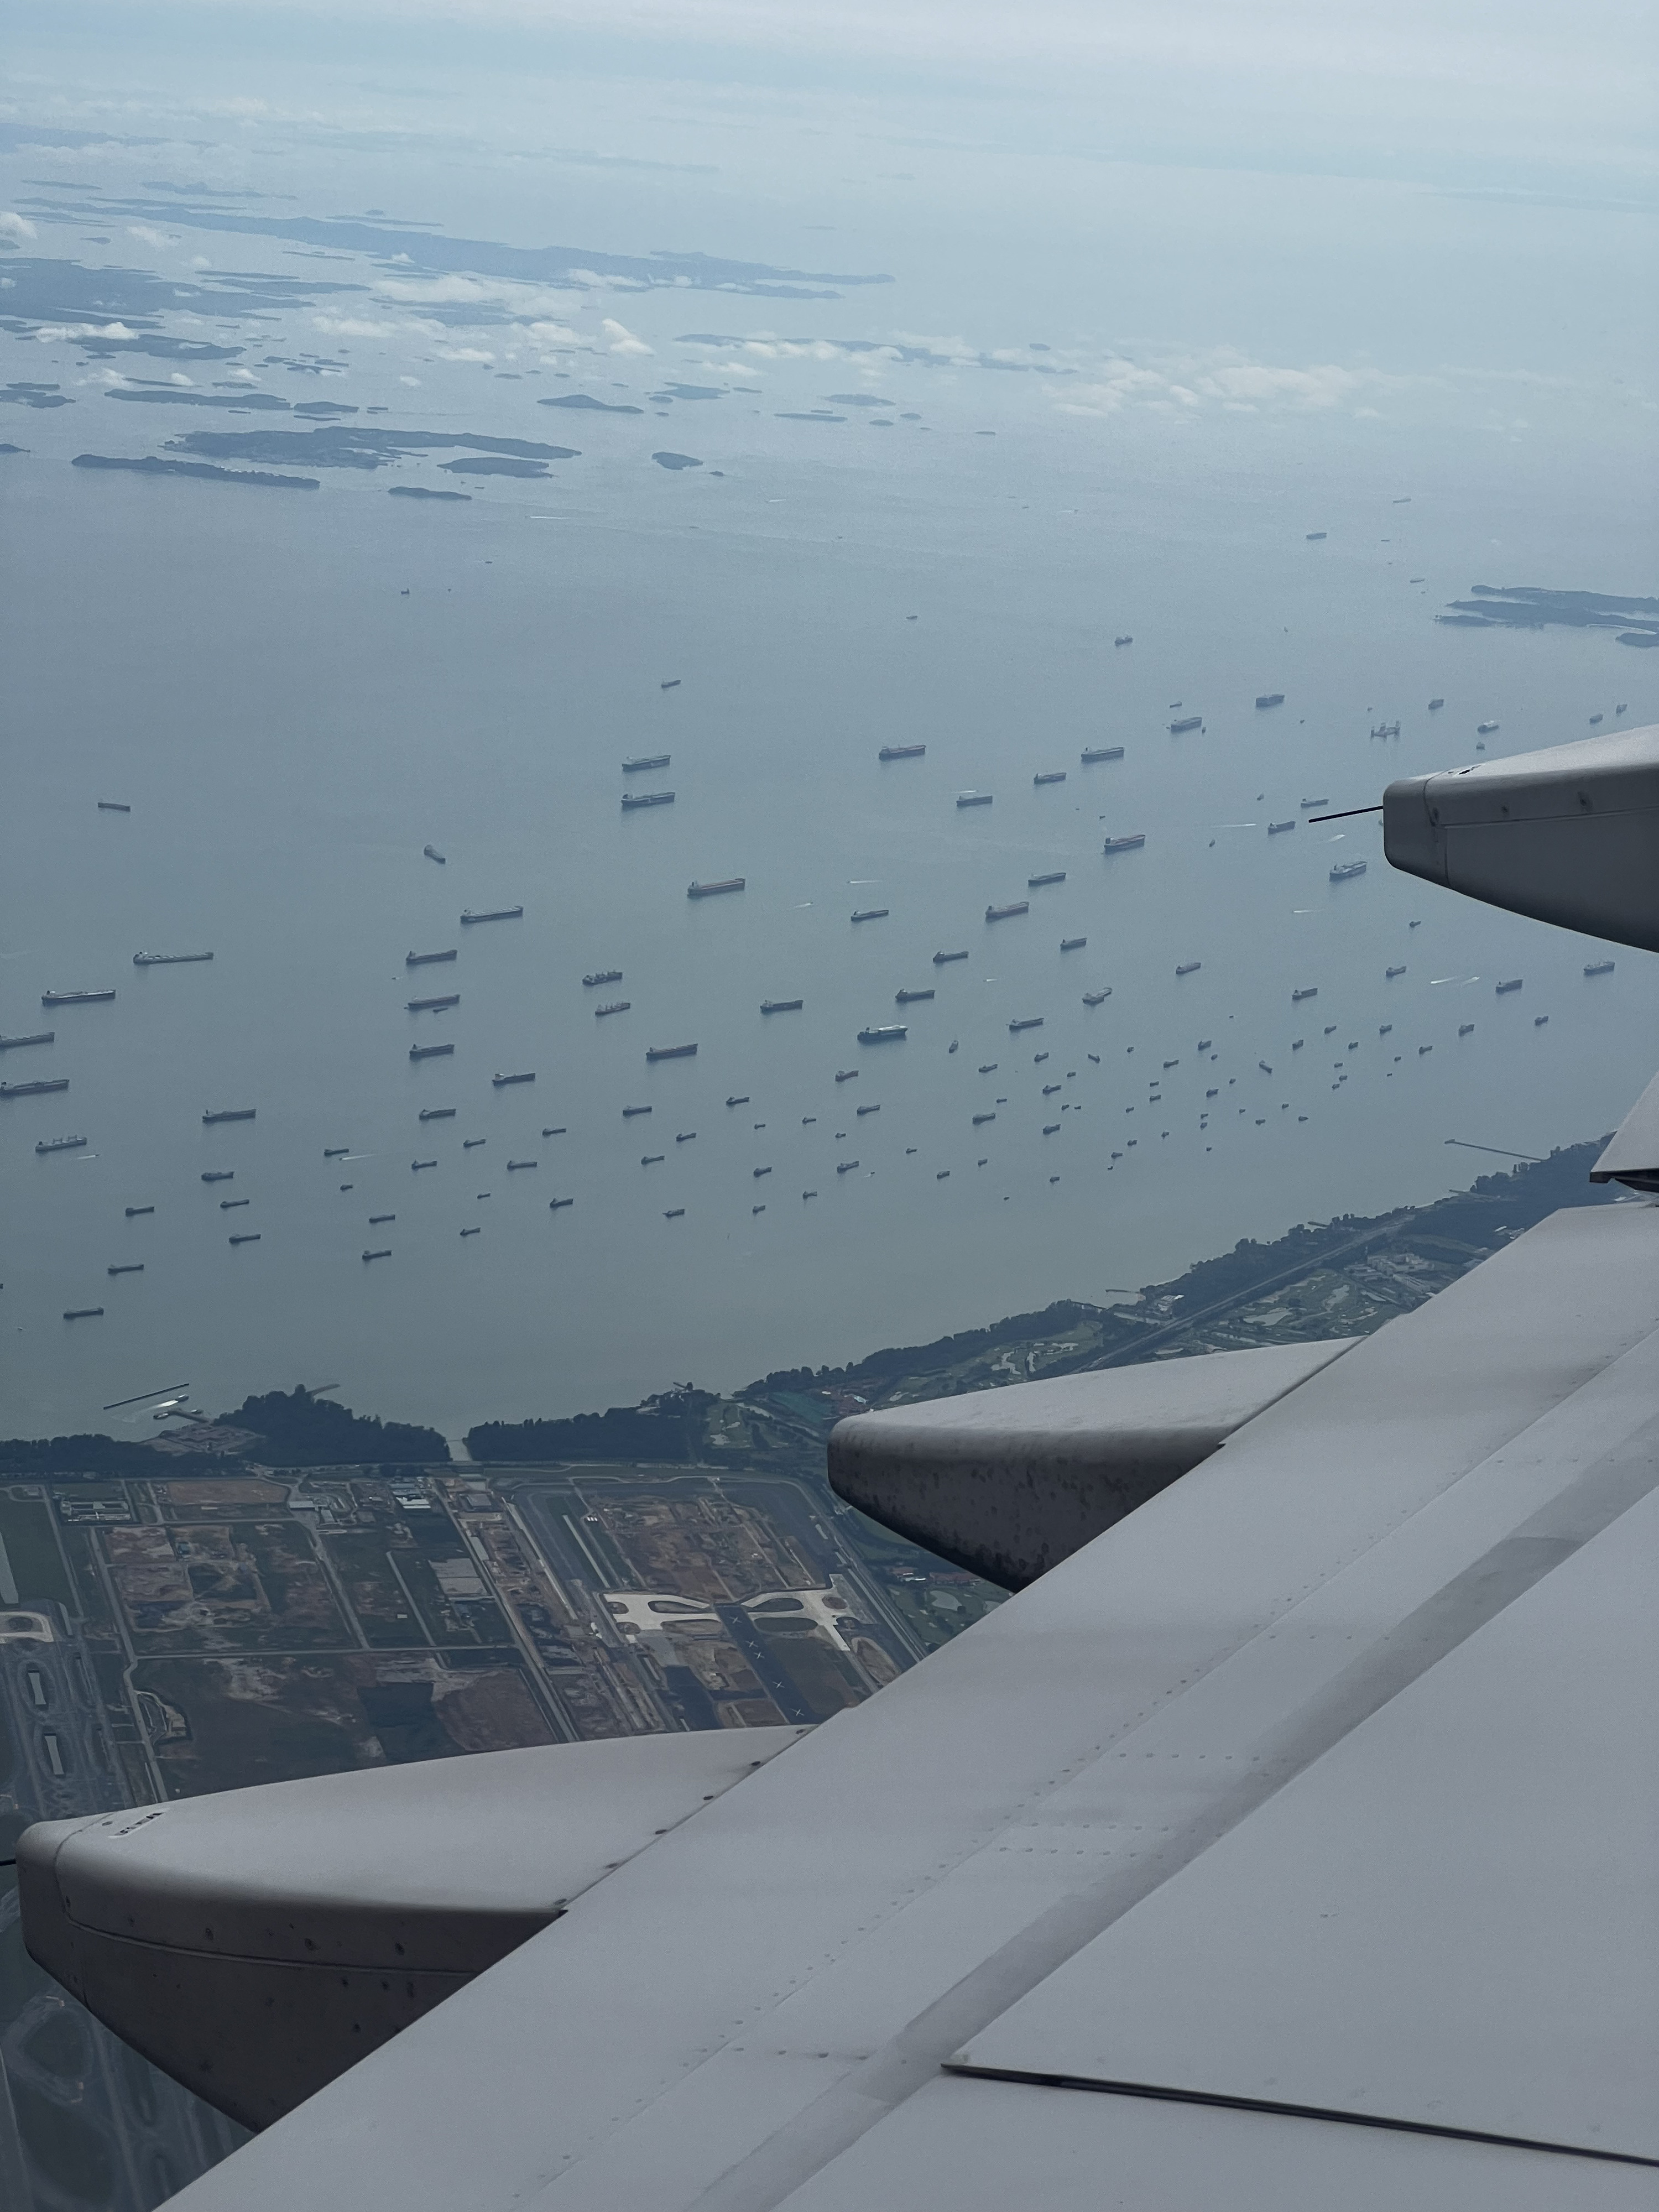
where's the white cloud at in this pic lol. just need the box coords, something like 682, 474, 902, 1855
601, 318, 654, 355
225, 367, 259, 384
437, 346, 495, 363
0, 211, 37, 245
190, 254, 211, 269
313, 315, 408, 338
168, 371, 195, 387
399, 374, 422, 387
35, 321, 137, 342
127, 224, 174, 250
373, 274, 583, 319
1058, 348, 1401, 420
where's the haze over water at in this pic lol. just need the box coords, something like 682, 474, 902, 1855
3, 1, 1656, 1437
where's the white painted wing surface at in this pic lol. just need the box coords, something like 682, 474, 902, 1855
166, 1202, 1659, 2212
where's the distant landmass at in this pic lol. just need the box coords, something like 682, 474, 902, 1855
541, 394, 644, 414
389, 484, 469, 500
106, 387, 292, 410
70, 453, 320, 489
651, 451, 703, 470
161, 426, 579, 472
1437, 584, 1659, 647
1, 380, 71, 409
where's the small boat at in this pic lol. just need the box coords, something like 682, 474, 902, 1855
895, 988, 935, 1005
419, 1107, 456, 1121
36, 1134, 87, 1155
1268, 820, 1295, 834
363, 1248, 392, 1261
1496, 977, 1523, 995
1029, 871, 1067, 888
761, 999, 803, 1014
228, 1233, 260, 1246
676, 1131, 697, 1143
754, 1165, 774, 1176
986, 901, 1029, 922
1477, 721, 1499, 735
851, 908, 890, 923
424, 845, 446, 864
543, 1126, 567, 1136
595, 1001, 631, 1018
856, 1104, 880, 1118
1329, 860, 1368, 883
1114, 635, 1132, 646
461, 906, 523, 924
879, 743, 926, 761
1175, 962, 1201, 977
507, 1159, 538, 1171
220, 1198, 249, 1211
661, 678, 681, 691
622, 791, 675, 810
1, 1079, 68, 1098
623, 754, 670, 772
1255, 693, 1285, 709
64, 1307, 103, 1319
412, 1160, 437, 1171
1033, 771, 1066, 786
1306, 530, 1327, 541
1168, 716, 1202, 734
1589, 714, 1603, 726
583, 970, 623, 988
973, 1112, 996, 1126
1082, 990, 1110, 1006
1009, 1017, 1044, 1034
836, 1160, 860, 1174
98, 801, 131, 813
834, 1070, 858, 1083
933, 950, 969, 965
1585, 961, 1615, 977
1460, 1024, 1475, 1037
978, 1062, 998, 1072
1535, 1015, 1550, 1028
1299, 798, 1328, 811
665, 1208, 685, 1219
493, 1071, 535, 1086
956, 791, 993, 808
1103, 834, 1146, 854
1061, 937, 1086, 953
410, 1043, 453, 1061
465, 1138, 486, 1150
688, 878, 745, 898
202, 1170, 233, 1183
108, 1263, 143, 1276
408, 993, 460, 1012
1292, 987, 1318, 1003
0, 1032, 54, 1051
624, 1105, 653, 1118
124, 1205, 154, 1217
1386, 965, 1406, 979
369, 1214, 395, 1224
646, 1044, 697, 1061
134, 951, 212, 966
407, 949, 458, 966
42, 989, 114, 1007
203, 1109, 255, 1125
1198, 1040, 1212, 1051
1428, 698, 1445, 711
550, 1197, 575, 1210
1043, 1123, 1060, 1136
726, 1095, 749, 1106
1081, 746, 1125, 765
858, 1025, 907, 1044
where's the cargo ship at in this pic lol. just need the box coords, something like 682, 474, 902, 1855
1255, 693, 1285, 709
202, 1109, 255, 1125
595, 1001, 630, 1017
688, 878, 745, 898
1029, 871, 1067, 888
134, 951, 212, 966
895, 988, 935, 1005
1369, 721, 1401, 740
1460, 1024, 1476, 1037
410, 1043, 453, 1061
369, 1214, 395, 1225
108, 1263, 143, 1276
1114, 635, 1133, 646
833, 1070, 857, 1084
1477, 721, 1499, 735
624, 1104, 653, 1118
424, 845, 446, 863
2, 1079, 68, 1098
624, 754, 671, 773
325, 1148, 348, 1160
42, 989, 114, 1007
1061, 937, 1086, 953
583, 970, 623, 988
202, 1170, 233, 1184
1, 1032, 54, 1051
363, 1248, 391, 1262
1496, 977, 1523, 995
973, 1112, 996, 1126
836, 1160, 859, 1174
461, 906, 523, 924
220, 1198, 249, 1211
125, 1206, 154, 1217
761, 999, 802, 1014
493, 1071, 535, 1086
407, 948, 457, 967
726, 1095, 749, 1107
37, 1135, 87, 1155
622, 791, 675, 810
419, 1107, 456, 1121
544, 1126, 567, 1137
956, 791, 993, 808
1082, 989, 1110, 1006
664, 1208, 685, 1219
1292, 987, 1318, 1003
1299, 798, 1328, 811
550, 1197, 574, 1211
411, 1160, 437, 1171
858, 1025, 907, 1045
507, 1159, 538, 1171
856, 1104, 880, 1118
1428, 698, 1445, 711
646, 1044, 697, 1061
851, 908, 890, 923
1103, 834, 1146, 854
64, 1307, 103, 1319
1033, 771, 1066, 786
1168, 716, 1203, 735
1268, 820, 1295, 834
1330, 860, 1368, 883
986, 901, 1029, 922
1386, 965, 1407, 979
933, 950, 969, 965
1081, 745, 1125, 764
1306, 530, 1327, 541
98, 801, 131, 812
879, 743, 925, 761
1009, 1016, 1044, 1034
1585, 961, 1616, 977
408, 993, 460, 1012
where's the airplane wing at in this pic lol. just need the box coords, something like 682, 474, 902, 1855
20, 729, 1659, 2210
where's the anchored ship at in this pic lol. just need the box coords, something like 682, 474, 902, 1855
646, 1044, 697, 1062
895, 989, 935, 1005
879, 744, 925, 761
1386, 966, 1407, 979
410, 1043, 453, 1061
134, 951, 212, 967
761, 999, 802, 1014
688, 879, 744, 898
1033, 771, 1067, 786
41, 989, 114, 1007
1330, 860, 1368, 883
1478, 721, 1500, 735
933, 950, 969, 966
1103, 834, 1146, 854
1028, 872, 1067, 888
1, 1032, 54, 1051
986, 901, 1029, 922
1585, 961, 1615, 977
623, 754, 671, 773
1497, 977, 1523, 995
202, 1109, 255, 1125
424, 846, 446, 864
460, 907, 523, 924
419, 1107, 456, 1121
36, 1135, 87, 1155
583, 971, 623, 988
1081, 745, 1125, 764
408, 994, 460, 1012
1292, 987, 1319, 1003
1082, 990, 1110, 1006
98, 800, 131, 812
956, 791, 993, 807
622, 791, 675, 810
2, 1079, 68, 1098
595, 1001, 631, 1018
1168, 716, 1203, 734
407, 949, 457, 966
974, 1112, 996, 1126
1268, 819, 1295, 834
1009, 1016, 1044, 1034
1256, 693, 1285, 709
202, 1170, 233, 1184
493, 1071, 535, 1086
1061, 937, 1086, 953
858, 1025, 907, 1045
851, 908, 890, 923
